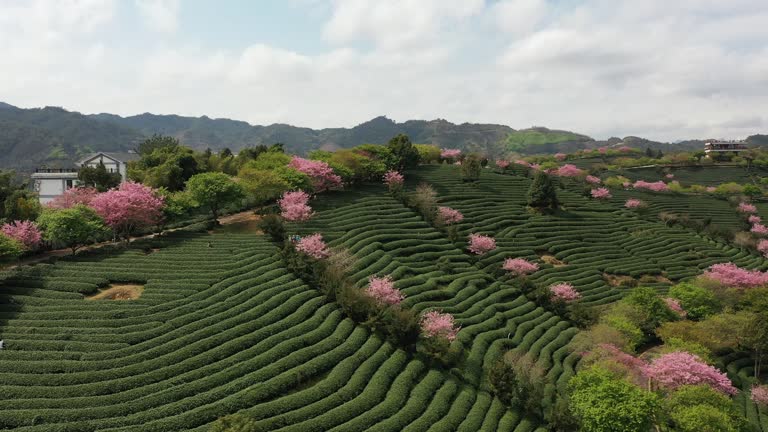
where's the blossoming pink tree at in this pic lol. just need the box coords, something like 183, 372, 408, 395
663, 297, 686, 318
47, 187, 99, 209
749, 215, 762, 224
585, 175, 601, 184
279, 190, 313, 222
758, 239, 768, 257
495, 160, 510, 170
437, 206, 464, 225
738, 202, 758, 213
89, 182, 165, 239
366, 275, 405, 306
295, 233, 330, 259
503, 258, 539, 276
665, 173, 675, 179
632, 180, 669, 192
704, 263, 768, 288
440, 149, 462, 161
751, 223, 768, 236
752, 384, 768, 406
550, 283, 581, 302
625, 199, 646, 209
706, 186, 717, 193
420, 310, 460, 342
1, 220, 42, 250
468, 233, 496, 255
515, 159, 531, 167
383, 170, 404, 196
555, 164, 584, 177
288, 156, 343, 192
554, 153, 567, 161
642, 352, 738, 395
590, 188, 612, 199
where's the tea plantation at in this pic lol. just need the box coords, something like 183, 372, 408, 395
0, 165, 767, 430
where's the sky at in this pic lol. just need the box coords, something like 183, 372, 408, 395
1, 0, 767, 142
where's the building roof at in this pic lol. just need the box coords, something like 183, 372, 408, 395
76, 151, 140, 165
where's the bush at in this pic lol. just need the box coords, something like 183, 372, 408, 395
258, 214, 285, 243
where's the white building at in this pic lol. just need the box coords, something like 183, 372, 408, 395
31, 152, 140, 204
704, 140, 748, 156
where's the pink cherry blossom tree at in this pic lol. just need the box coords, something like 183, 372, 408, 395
585, 175, 602, 184
420, 310, 460, 342
738, 202, 757, 213
665, 173, 675, 179
749, 215, 762, 224
503, 258, 539, 276
468, 233, 496, 255
89, 182, 165, 239
278, 190, 313, 222
515, 159, 531, 167
632, 180, 670, 192
366, 275, 405, 306
294, 233, 330, 259
704, 263, 768, 288
440, 149, 462, 160
495, 160, 510, 169
625, 199, 646, 209
757, 239, 768, 257
751, 223, 768, 235
550, 283, 581, 302
591, 188, 612, 199
751, 384, 768, 406
706, 186, 717, 193
383, 170, 404, 196
437, 206, 464, 225
1, 220, 42, 250
47, 187, 99, 209
288, 156, 343, 192
554, 153, 567, 161
556, 164, 584, 177
663, 297, 686, 318
642, 352, 738, 395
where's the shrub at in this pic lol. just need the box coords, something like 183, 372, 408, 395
258, 214, 285, 243
668, 282, 720, 320
0, 233, 24, 262
410, 183, 438, 223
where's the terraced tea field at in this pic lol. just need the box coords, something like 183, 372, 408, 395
0, 164, 766, 431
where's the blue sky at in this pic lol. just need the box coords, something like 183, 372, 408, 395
1, 0, 767, 141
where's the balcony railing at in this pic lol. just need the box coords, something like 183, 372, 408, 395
33, 168, 80, 173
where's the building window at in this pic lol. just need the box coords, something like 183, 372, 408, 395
65, 179, 74, 189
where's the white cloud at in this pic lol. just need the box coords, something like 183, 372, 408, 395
134, 0, 180, 34
1, 0, 767, 143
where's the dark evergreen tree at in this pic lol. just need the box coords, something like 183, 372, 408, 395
78, 162, 121, 192
461, 153, 482, 182
386, 134, 420, 170
527, 171, 559, 211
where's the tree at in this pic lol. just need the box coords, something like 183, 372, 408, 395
278, 190, 313, 222
0, 233, 24, 262
78, 161, 121, 192
490, 350, 549, 418
3, 189, 41, 221
645, 147, 654, 158
693, 151, 706, 163
666, 385, 747, 432
387, 134, 420, 171
568, 366, 660, 432
1, 220, 42, 250
89, 182, 165, 239
137, 134, 179, 155
220, 148, 233, 158
742, 184, 762, 198
185, 172, 244, 223
129, 145, 200, 191
527, 171, 559, 210
37, 205, 109, 255
461, 153, 482, 182
642, 352, 737, 395
668, 282, 720, 320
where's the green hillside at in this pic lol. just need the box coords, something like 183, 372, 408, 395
503, 128, 592, 153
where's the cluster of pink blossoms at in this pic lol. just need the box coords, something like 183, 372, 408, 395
597, 147, 607, 154
752, 385, 768, 406
366, 275, 405, 306
618, 146, 633, 153
90, 182, 165, 234
288, 156, 342, 192
704, 263, 768, 288
555, 164, 584, 177
1, 220, 42, 250
751, 224, 768, 235
468, 234, 496, 255
279, 190, 313, 222
495, 160, 510, 169
738, 202, 758, 213
665, 173, 675, 179
295, 233, 330, 259
585, 175, 601, 185
420, 310, 460, 342
749, 215, 762, 224
706, 186, 717, 193
625, 199, 645, 209
632, 180, 670, 192
591, 188, 612, 199
383, 170, 404, 187
438, 206, 464, 225
642, 352, 738, 395
515, 159, 531, 167
47, 187, 99, 209
502, 258, 539, 276
440, 149, 462, 159
554, 153, 567, 161
663, 297, 687, 318
550, 283, 581, 302
757, 240, 768, 257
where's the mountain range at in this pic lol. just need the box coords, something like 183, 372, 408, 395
0, 101, 763, 174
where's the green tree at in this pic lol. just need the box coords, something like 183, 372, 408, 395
527, 171, 559, 211
37, 205, 109, 255
693, 151, 706, 163
129, 145, 200, 191
0, 233, 24, 262
568, 366, 660, 432
387, 134, 420, 171
3, 189, 41, 221
668, 282, 720, 320
413, 144, 441, 164
666, 385, 747, 432
78, 162, 121, 192
186, 172, 244, 223
742, 183, 762, 198
137, 134, 179, 155
624, 286, 678, 336
461, 153, 482, 182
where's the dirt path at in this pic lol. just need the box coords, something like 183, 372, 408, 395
4, 209, 260, 270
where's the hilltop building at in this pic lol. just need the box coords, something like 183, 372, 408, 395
31, 152, 139, 204
704, 139, 748, 156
